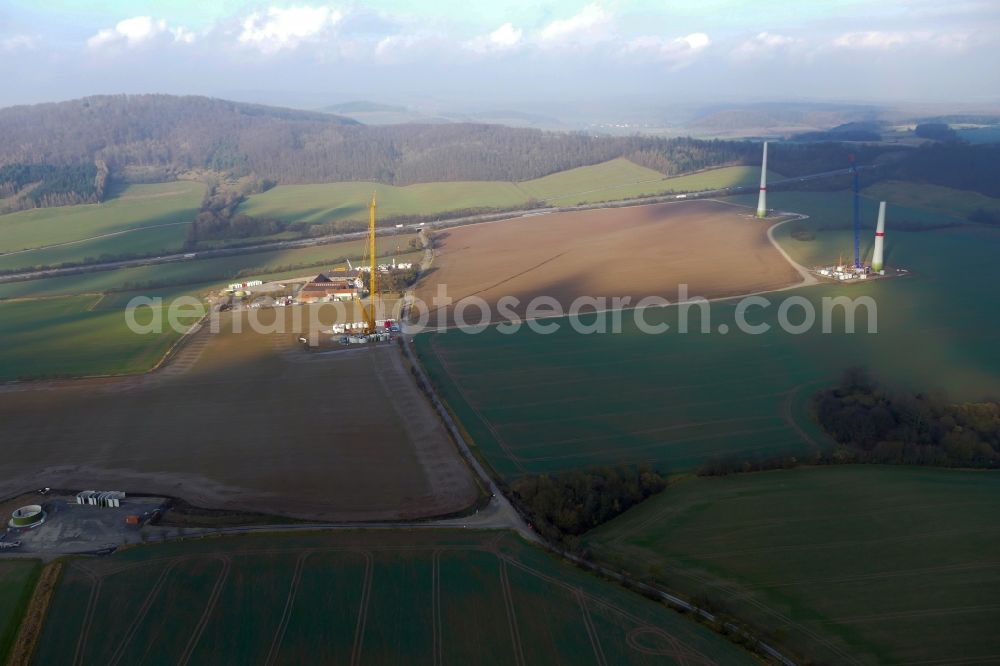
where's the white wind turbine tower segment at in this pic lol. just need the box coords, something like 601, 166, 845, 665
756, 141, 768, 218
872, 200, 886, 273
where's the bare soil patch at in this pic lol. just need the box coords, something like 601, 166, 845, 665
0, 306, 477, 521
415, 200, 801, 325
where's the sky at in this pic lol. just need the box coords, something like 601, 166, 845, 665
1, 0, 998, 113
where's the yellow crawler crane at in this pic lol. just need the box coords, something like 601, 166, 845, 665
361, 192, 379, 334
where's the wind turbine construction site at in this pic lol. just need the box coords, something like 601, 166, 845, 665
755, 142, 905, 283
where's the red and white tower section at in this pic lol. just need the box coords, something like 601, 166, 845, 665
872, 200, 886, 273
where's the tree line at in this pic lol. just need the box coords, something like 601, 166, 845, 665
185, 175, 282, 244
698, 369, 1000, 476
510, 464, 667, 544
0, 163, 100, 211
887, 142, 1000, 198
814, 368, 999, 468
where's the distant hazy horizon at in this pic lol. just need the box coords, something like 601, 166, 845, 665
2, 0, 998, 114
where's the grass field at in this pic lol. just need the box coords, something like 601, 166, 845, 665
32, 530, 754, 665
862, 179, 1000, 219
240, 179, 528, 226
240, 160, 784, 226
0, 306, 475, 520
0, 182, 203, 270
515, 158, 667, 203
533, 166, 783, 206
584, 466, 1000, 665
0, 233, 419, 301
957, 126, 1000, 143
0, 294, 201, 381
415, 191, 1000, 479
0, 560, 40, 665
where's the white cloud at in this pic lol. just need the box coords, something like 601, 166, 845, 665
87, 17, 194, 49
733, 32, 799, 58
1, 35, 38, 52
238, 5, 344, 54
623, 32, 711, 66
465, 22, 523, 53
538, 3, 612, 46
833, 31, 912, 49
172, 27, 196, 45
374, 33, 440, 63
832, 30, 974, 51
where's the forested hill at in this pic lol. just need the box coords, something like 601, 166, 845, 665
0, 95, 356, 175
0, 94, 762, 186
0, 94, 905, 215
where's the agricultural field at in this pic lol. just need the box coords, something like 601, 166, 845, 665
957, 125, 1000, 143
240, 179, 528, 226
515, 158, 667, 203
32, 530, 754, 666
0, 560, 40, 664
0, 306, 475, 521
584, 466, 1000, 665
416, 192, 1000, 479
239, 159, 784, 227
862, 179, 1000, 219
414, 199, 801, 326
530, 165, 783, 206
0, 294, 201, 381
0, 232, 421, 380
0, 182, 203, 271
0, 233, 419, 301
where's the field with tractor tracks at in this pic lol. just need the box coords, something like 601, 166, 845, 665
33, 530, 755, 666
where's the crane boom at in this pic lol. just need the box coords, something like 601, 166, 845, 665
363, 192, 378, 334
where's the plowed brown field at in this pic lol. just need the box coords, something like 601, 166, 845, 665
415, 200, 801, 325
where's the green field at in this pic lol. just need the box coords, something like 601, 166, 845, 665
862, 179, 1000, 219
525, 164, 783, 206
585, 466, 1000, 664
0, 294, 202, 380
416, 190, 1000, 479
515, 158, 666, 203
240, 160, 783, 225
957, 126, 1000, 144
0, 182, 203, 271
0, 560, 40, 664
32, 531, 753, 665
240, 179, 528, 226
0, 234, 419, 301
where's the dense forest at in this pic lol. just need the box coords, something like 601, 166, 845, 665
814, 369, 1000, 468
0, 163, 103, 210
510, 464, 667, 543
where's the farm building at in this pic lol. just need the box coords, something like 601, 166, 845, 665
297, 273, 362, 303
